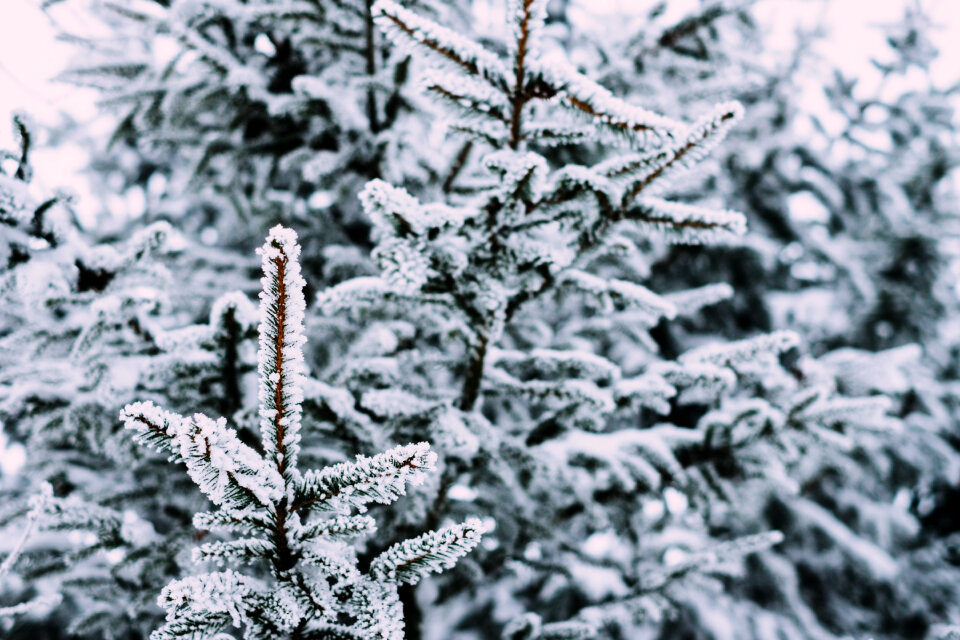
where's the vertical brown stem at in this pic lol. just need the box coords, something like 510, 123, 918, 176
365, 0, 381, 133
399, 583, 423, 640
13, 115, 30, 181
270, 255, 295, 573
273, 503, 296, 573
442, 140, 473, 193
508, 0, 534, 149
459, 332, 489, 412
272, 256, 289, 477
220, 305, 242, 418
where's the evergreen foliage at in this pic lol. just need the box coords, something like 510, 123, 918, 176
0, 116, 250, 638
3, 1, 960, 640
586, 3, 960, 637
305, 2, 959, 638
0, 482, 61, 623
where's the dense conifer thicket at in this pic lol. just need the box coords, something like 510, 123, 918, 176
1, 1, 959, 639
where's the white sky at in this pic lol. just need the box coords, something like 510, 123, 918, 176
0, 0, 102, 222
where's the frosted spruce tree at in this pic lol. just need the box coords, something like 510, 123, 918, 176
577, 0, 785, 341
1, 212, 482, 637
49, 0, 466, 252
608, 3, 960, 352
715, 9, 960, 637
118, 225, 481, 639
587, 4, 960, 637
0, 117, 310, 638
300, 2, 947, 637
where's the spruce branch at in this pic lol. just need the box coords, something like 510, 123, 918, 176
603, 101, 744, 207
257, 225, 308, 481
292, 442, 437, 512
120, 403, 285, 509
0, 484, 61, 620
119, 226, 479, 639
370, 518, 485, 585
332, 2, 750, 426
376, 0, 684, 150
374, 0, 509, 88
621, 197, 747, 244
